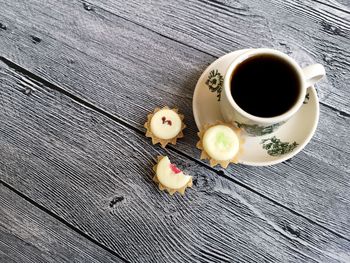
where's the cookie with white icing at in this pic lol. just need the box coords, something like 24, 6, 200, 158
153, 156, 192, 195
144, 106, 185, 148
196, 122, 243, 168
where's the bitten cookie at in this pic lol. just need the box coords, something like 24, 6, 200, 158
144, 106, 185, 148
153, 156, 192, 195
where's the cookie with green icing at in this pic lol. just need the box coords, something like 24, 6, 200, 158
197, 123, 243, 168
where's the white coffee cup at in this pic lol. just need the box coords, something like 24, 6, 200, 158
220, 48, 325, 136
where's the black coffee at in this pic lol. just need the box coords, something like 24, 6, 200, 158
230, 55, 301, 118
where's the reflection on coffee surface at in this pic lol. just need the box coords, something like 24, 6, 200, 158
230, 55, 301, 118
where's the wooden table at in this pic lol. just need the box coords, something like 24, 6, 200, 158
1, 0, 349, 262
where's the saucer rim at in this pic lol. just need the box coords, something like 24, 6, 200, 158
192, 49, 320, 166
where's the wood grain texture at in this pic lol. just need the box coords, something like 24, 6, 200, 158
0, 0, 349, 239
0, 184, 123, 263
1, 57, 350, 262
89, 0, 350, 112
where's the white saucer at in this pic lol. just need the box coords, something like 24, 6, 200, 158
193, 49, 319, 166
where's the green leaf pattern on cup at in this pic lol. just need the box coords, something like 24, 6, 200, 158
261, 136, 298, 156
206, 69, 224, 101
235, 121, 281, 136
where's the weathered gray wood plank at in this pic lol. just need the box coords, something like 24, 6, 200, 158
89, 0, 350, 112
1, 56, 350, 262
0, 0, 349, 238
0, 184, 124, 263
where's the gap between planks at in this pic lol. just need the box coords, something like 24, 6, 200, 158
1, 55, 349, 243
80, 0, 350, 117
81, 0, 215, 58
0, 180, 130, 263
310, 0, 350, 15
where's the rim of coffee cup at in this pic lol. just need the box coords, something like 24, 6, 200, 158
223, 48, 306, 124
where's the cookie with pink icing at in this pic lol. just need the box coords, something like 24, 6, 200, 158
153, 156, 192, 195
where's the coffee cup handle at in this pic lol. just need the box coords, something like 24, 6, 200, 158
302, 64, 325, 88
